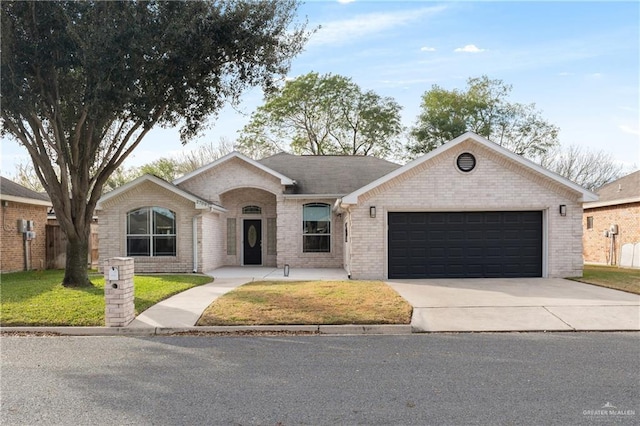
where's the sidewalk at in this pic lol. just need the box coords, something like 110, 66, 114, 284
387, 277, 640, 332
3, 270, 638, 336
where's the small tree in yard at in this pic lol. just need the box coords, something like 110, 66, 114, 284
1, 0, 308, 287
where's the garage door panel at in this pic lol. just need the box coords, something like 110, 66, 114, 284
388, 211, 542, 279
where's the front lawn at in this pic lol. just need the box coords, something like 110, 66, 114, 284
197, 280, 412, 326
0, 270, 212, 326
570, 265, 640, 295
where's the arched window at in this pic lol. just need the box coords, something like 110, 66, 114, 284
242, 205, 262, 214
303, 203, 330, 253
127, 207, 176, 256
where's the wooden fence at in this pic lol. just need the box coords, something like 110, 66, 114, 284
46, 223, 99, 269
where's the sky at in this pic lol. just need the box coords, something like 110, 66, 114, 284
1, 0, 639, 178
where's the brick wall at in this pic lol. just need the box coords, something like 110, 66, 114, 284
97, 180, 221, 274
178, 156, 283, 204
199, 214, 225, 272
276, 197, 344, 269
583, 202, 640, 265
219, 188, 278, 267
1, 201, 48, 272
346, 140, 585, 279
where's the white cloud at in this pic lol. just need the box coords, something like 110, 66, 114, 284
558, 72, 574, 76
309, 6, 446, 47
420, 46, 436, 52
454, 44, 485, 53
337, 0, 356, 3
619, 124, 640, 137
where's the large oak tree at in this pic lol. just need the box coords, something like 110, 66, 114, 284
1, 0, 308, 286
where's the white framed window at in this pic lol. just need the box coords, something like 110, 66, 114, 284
303, 203, 330, 253
127, 207, 176, 256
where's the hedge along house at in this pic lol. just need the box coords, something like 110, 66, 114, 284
96, 132, 598, 279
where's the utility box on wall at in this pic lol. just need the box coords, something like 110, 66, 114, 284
103, 257, 135, 327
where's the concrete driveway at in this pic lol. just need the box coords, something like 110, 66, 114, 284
386, 278, 640, 332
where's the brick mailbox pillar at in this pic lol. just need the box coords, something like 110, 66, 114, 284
104, 257, 135, 327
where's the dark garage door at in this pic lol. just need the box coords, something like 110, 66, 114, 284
388, 211, 542, 279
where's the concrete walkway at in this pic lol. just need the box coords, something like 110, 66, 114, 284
386, 278, 640, 332
126, 267, 348, 328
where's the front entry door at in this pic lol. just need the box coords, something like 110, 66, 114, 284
243, 220, 262, 265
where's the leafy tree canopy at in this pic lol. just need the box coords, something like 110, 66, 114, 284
409, 76, 559, 160
1, 0, 309, 286
237, 72, 403, 159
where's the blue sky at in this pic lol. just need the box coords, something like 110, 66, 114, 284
1, 0, 639, 177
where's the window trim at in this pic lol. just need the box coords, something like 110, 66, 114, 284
586, 216, 594, 230
126, 206, 177, 257
242, 205, 262, 215
302, 203, 331, 253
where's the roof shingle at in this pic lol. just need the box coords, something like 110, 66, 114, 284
258, 153, 401, 195
595, 170, 640, 202
0, 176, 50, 202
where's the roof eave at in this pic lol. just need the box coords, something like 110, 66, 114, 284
0, 194, 52, 207
96, 174, 221, 212
584, 196, 640, 209
173, 151, 295, 186
342, 132, 599, 205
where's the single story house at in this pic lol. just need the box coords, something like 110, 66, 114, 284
583, 170, 640, 267
97, 132, 597, 279
0, 177, 51, 272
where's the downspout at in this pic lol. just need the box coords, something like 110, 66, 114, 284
193, 214, 202, 273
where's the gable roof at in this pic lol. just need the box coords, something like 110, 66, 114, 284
0, 176, 51, 206
341, 132, 599, 205
96, 174, 226, 212
173, 151, 295, 186
584, 170, 640, 208
258, 152, 401, 195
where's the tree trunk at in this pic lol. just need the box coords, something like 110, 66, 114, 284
62, 228, 92, 287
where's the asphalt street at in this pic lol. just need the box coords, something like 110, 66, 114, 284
1, 333, 638, 425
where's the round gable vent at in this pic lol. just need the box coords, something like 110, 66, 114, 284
456, 152, 476, 172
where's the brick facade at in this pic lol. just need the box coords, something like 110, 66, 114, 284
276, 197, 344, 269
344, 141, 586, 279
0, 201, 48, 272
98, 136, 592, 279
583, 202, 640, 265
97, 180, 223, 274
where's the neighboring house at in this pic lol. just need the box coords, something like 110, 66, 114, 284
97, 132, 597, 279
0, 177, 51, 272
583, 170, 640, 266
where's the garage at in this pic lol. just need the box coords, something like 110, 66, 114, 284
388, 211, 543, 279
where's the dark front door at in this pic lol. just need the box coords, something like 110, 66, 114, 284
388, 211, 543, 279
243, 220, 262, 265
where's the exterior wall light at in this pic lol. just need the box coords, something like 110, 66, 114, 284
559, 205, 567, 216
369, 206, 376, 218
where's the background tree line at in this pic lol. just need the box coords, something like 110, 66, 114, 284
13, 73, 628, 194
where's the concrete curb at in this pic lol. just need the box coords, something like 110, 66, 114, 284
1, 324, 413, 336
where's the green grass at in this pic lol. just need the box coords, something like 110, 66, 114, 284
570, 265, 640, 294
0, 270, 212, 326
197, 280, 412, 326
